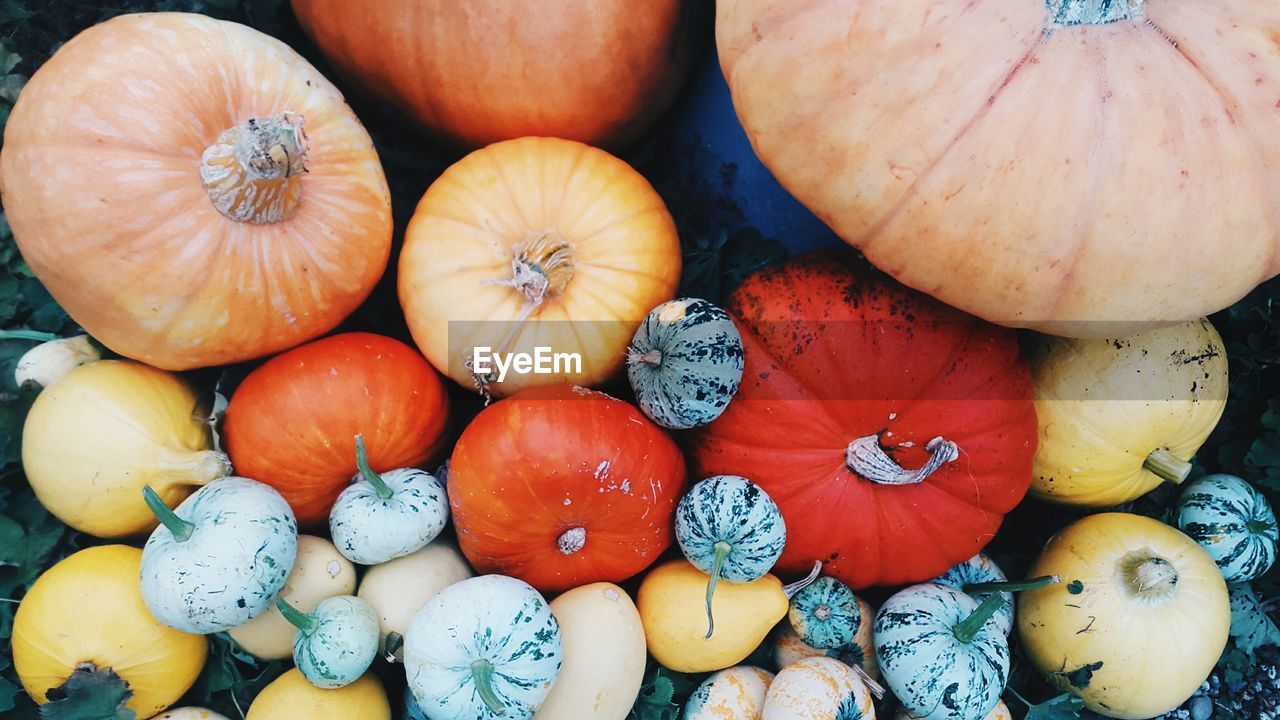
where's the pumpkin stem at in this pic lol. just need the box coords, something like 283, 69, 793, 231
557, 527, 587, 555
845, 434, 958, 485
1248, 519, 1276, 535
962, 575, 1061, 594
384, 632, 404, 664
470, 659, 506, 715
633, 349, 663, 367
276, 597, 315, 633
0, 329, 59, 343
1048, 0, 1143, 25
1143, 447, 1193, 485
1129, 556, 1179, 594
142, 485, 194, 542
353, 434, 394, 500
200, 112, 309, 224
951, 593, 1007, 645
782, 561, 824, 599
702, 541, 733, 639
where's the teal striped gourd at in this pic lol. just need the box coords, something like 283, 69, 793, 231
278, 595, 380, 689
788, 576, 863, 650
931, 553, 1013, 636
1177, 474, 1278, 583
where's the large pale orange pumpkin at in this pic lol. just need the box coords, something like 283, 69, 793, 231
398, 137, 682, 397
0, 13, 392, 370
290, 0, 704, 149
718, 0, 1280, 337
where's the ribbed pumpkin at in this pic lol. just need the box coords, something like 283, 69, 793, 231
224, 333, 449, 527
0, 13, 391, 370
689, 252, 1038, 589
290, 0, 702, 149
398, 137, 681, 397
449, 385, 686, 593
716, 0, 1280, 336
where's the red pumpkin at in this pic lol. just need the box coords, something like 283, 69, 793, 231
689, 252, 1037, 589
450, 385, 686, 592
224, 332, 449, 526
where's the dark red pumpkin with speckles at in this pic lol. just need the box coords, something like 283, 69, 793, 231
688, 251, 1037, 589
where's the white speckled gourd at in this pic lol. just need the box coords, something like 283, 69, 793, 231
894, 700, 1012, 720
330, 435, 449, 565
405, 575, 563, 720
789, 576, 864, 650
278, 595, 380, 689
627, 298, 745, 429
931, 554, 1014, 637
773, 612, 880, 682
675, 475, 786, 639
405, 687, 429, 720
874, 583, 1009, 720
141, 477, 297, 634
1177, 474, 1279, 583
761, 656, 875, 720
685, 665, 774, 720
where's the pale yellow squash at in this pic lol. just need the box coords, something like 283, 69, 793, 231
533, 583, 646, 720
228, 535, 356, 660
155, 709, 230, 720
246, 669, 389, 720
894, 700, 1010, 720
1029, 319, 1227, 507
761, 656, 875, 720
1018, 513, 1229, 719
22, 360, 230, 537
357, 539, 474, 648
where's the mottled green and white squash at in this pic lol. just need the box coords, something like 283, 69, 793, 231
788, 576, 863, 650
675, 475, 786, 638
278, 595, 380, 689
773, 612, 879, 682
141, 477, 297, 634
330, 435, 449, 566
405, 575, 562, 720
874, 583, 1008, 720
1177, 474, 1278, 583
405, 687, 428, 720
761, 656, 875, 720
627, 298, 744, 430
685, 665, 774, 720
931, 554, 1013, 637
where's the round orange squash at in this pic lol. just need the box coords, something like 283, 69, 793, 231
0, 13, 392, 370
717, 0, 1280, 337
290, 0, 703, 149
398, 137, 682, 397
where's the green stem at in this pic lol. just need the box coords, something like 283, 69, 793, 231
276, 597, 315, 633
963, 575, 1061, 594
1143, 447, 1192, 485
0, 329, 59, 342
470, 659, 506, 715
384, 632, 404, 664
142, 485, 194, 542
1248, 520, 1276, 535
354, 434, 394, 500
952, 593, 1008, 644
704, 541, 732, 640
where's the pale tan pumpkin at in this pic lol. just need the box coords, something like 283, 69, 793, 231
718, 0, 1280, 336
0, 13, 392, 370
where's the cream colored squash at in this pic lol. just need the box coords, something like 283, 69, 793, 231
894, 700, 1010, 720
228, 535, 356, 660
532, 583, 646, 720
356, 539, 474, 647
155, 709, 230, 720
761, 656, 875, 720
685, 666, 774, 720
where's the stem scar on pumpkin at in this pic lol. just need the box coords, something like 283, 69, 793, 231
845, 434, 958, 485
200, 112, 309, 224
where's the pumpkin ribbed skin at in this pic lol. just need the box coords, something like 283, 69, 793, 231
689, 252, 1038, 589
717, 0, 1280, 336
1177, 474, 1278, 583
0, 13, 391, 370
224, 333, 450, 527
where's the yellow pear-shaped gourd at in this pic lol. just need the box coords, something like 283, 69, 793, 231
638, 559, 789, 673
1029, 319, 1227, 507
12, 545, 207, 717
22, 360, 230, 537
246, 669, 390, 720
1018, 513, 1229, 719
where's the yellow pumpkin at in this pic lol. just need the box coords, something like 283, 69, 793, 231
0, 12, 392, 371
22, 360, 230, 537
398, 136, 681, 397
894, 700, 1010, 720
1018, 513, 1229, 719
1029, 319, 1228, 506
12, 546, 207, 717
246, 669, 390, 720
637, 559, 788, 674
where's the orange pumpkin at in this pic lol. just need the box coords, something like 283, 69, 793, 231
398, 137, 682, 397
717, 0, 1280, 337
223, 333, 449, 527
290, 0, 703, 149
0, 13, 391, 370
449, 385, 686, 593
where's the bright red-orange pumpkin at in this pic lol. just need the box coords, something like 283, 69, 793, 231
449, 385, 686, 593
223, 332, 449, 526
689, 252, 1038, 589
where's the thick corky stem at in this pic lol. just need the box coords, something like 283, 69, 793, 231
201, 112, 308, 224
1143, 447, 1192, 485
845, 435, 959, 485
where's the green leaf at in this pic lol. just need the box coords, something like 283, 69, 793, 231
1023, 693, 1084, 720
39, 666, 135, 720
1228, 582, 1280, 653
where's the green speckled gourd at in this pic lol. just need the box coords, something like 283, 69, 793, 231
627, 298, 744, 429
931, 553, 1014, 637
1177, 474, 1278, 583
404, 575, 562, 720
788, 576, 863, 650
278, 595, 380, 689
675, 475, 786, 639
